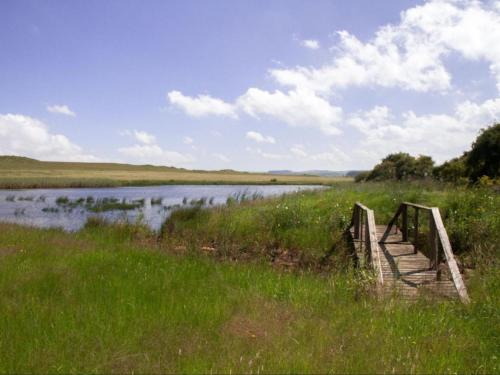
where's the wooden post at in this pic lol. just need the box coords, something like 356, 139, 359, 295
365, 213, 370, 263
359, 210, 363, 253
413, 208, 419, 254
429, 213, 438, 271
354, 206, 360, 239
402, 204, 408, 242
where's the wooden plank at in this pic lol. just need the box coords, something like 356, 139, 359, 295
366, 209, 384, 286
431, 208, 470, 304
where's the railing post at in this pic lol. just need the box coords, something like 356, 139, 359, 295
359, 209, 363, 253
365, 213, 370, 263
402, 204, 408, 242
429, 213, 438, 272
354, 205, 360, 239
413, 208, 419, 254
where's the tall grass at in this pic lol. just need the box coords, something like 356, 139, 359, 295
0, 182, 498, 373
0, 220, 497, 373
160, 182, 499, 270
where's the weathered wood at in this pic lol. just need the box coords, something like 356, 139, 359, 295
413, 208, 419, 254
431, 208, 470, 304
366, 209, 383, 286
402, 205, 408, 242
350, 202, 470, 304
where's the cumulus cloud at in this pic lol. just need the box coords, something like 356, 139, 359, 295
237, 88, 342, 135
183, 136, 194, 145
118, 144, 194, 166
118, 129, 194, 166
167, 90, 237, 118
301, 39, 320, 50
271, 0, 500, 93
245, 131, 276, 144
0, 113, 97, 161
348, 97, 500, 165
46, 104, 76, 117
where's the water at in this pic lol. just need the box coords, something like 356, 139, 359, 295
0, 185, 322, 231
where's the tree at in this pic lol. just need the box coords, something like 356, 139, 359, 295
414, 155, 434, 178
433, 154, 467, 183
364, 152, 434, 181
466, 123, 500, 181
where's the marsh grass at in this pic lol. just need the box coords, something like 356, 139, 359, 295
0, 182, 498, 373
0, 218, 497, 374
160, 182, 499, 271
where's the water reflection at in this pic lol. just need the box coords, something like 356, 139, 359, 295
0, 185, 322, 231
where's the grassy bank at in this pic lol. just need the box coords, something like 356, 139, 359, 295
161, 182, 499, 269
0, 156, 347, 188
0, 183, 498, 373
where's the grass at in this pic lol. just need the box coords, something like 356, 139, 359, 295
161, 181, 499, 269
0, 156, 348, 188
0, 220, 498, 373
0, 182, 498, 373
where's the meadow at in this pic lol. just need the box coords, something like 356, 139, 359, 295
0, 156, 345, 188
0, 182, 498, 373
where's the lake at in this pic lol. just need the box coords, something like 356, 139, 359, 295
0, 185, 323, 231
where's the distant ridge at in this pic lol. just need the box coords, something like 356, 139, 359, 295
269, 169, 365, 177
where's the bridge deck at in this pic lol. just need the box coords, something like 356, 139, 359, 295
351, 225, 459, 300
376, 225, 458, 299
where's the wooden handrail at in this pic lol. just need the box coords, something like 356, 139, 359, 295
351, 202, 384, 286
383, 202, 470, 304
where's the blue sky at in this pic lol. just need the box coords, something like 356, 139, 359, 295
1, 0, 500, 171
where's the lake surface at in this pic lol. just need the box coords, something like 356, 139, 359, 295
0, 185, 322, 231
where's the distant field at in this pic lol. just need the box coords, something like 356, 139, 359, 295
0, 156, 349, 188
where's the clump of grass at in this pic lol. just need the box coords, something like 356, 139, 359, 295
151, 197, 163, 205
17, 196, 34, 201
87, 198, 142, 213
36, 195, 46, 202
42, 207, 59, 213
55, 196, 70, 205
5, 195, 15, 202
14, 208, 26, 216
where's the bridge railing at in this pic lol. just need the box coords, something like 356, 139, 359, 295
382, 202, 470, 304
351, 202, 383, 286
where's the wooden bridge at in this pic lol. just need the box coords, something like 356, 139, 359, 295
350, 202, 470, 304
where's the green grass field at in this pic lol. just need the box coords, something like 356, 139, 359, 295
0, 156, 347, 188
0, 183, 498, 373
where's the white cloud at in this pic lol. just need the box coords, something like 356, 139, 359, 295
120, 130, 156, 145
301, 39, 320, 50
348, 97, 500, 165
246, 147, 290, 160
237, 88, 342, 135
118, 144, 194, 166
0, 113, 97, 161
245, 131, 276, 144
118, 129, 194, 166
271, 0, 500, 93
46, 104, 76, 117
167, 90, 237, 118
183, 136, 194, 145
290, 144, 308, 157
290, 144, 350, 165
212, 153, 230, 162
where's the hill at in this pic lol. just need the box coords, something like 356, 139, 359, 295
0, 155, 351, 188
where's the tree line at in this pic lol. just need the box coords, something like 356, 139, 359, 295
355, 123, 500, 184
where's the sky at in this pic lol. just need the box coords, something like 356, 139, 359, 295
1, 0, 500, 171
